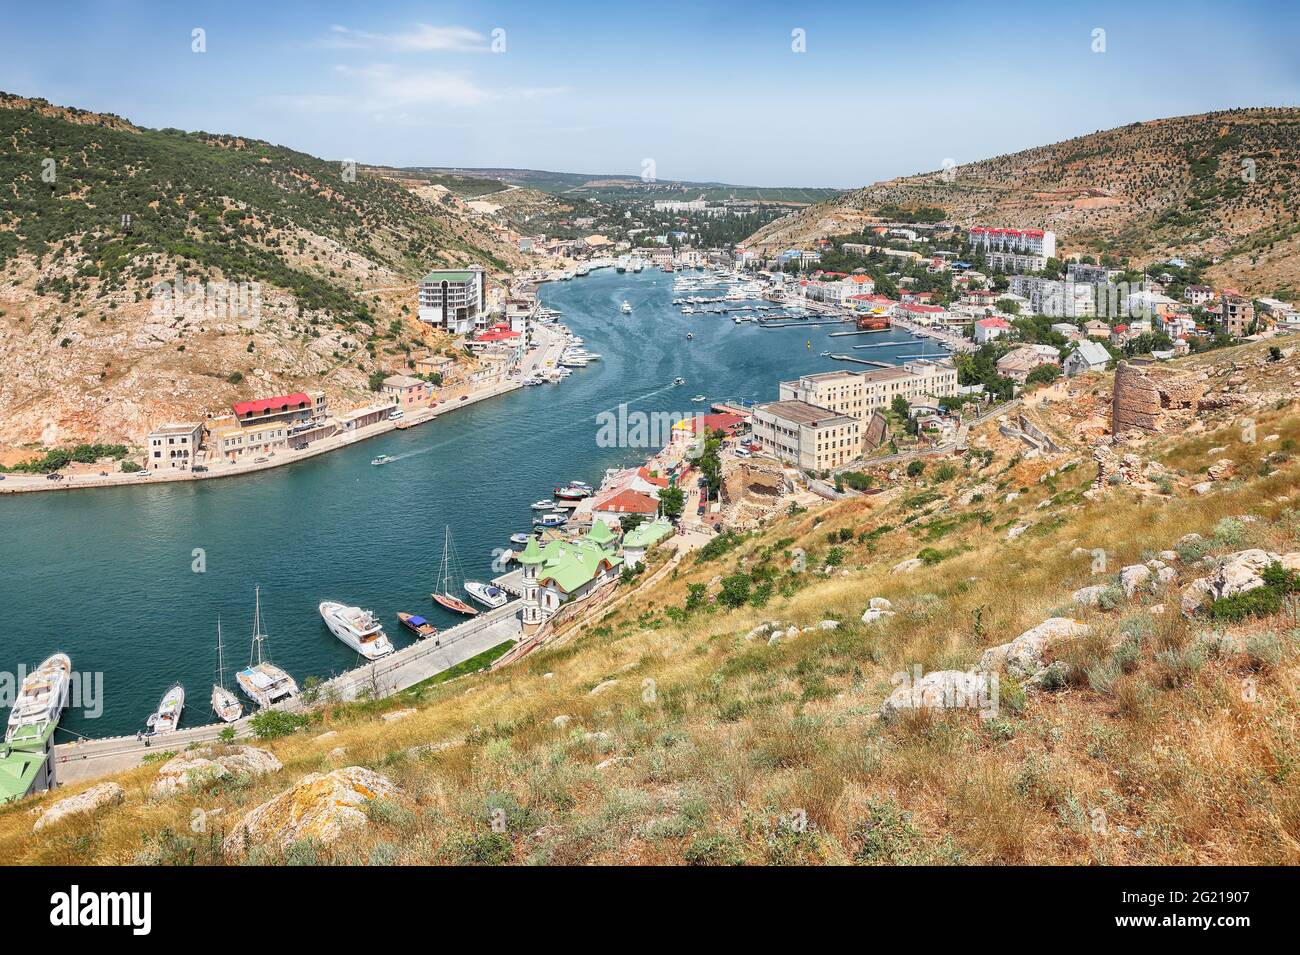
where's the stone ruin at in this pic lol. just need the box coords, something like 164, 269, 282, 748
1111, 361, 1205, 434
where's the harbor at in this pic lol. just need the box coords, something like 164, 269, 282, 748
0, 269, 943, 744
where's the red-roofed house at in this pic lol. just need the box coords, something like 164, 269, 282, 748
974, 316, 1012, 344
892, 302, 949, 326
590, 489, 661, 528
231, 391, 326, 428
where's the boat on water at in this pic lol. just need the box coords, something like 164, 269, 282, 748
464, 581, 509, 609
319, 601, 395, 660
432, 526, 479, 616
686, 332, 695, 340
820, 351, 831, 357
554, 484, 591, 500
620, 301, 633, 314
397, 612, 439, 640
236, 586, 300, 708
5, 652, 71, 742
692, 394, 707, 403
531, 499, 555, 510
509, 532, 532, 546
673, 376, 686, 386
372, 454, 395, 466
211, 619, 242, 723
146, 684, 184, 736
533, 512, 565, 527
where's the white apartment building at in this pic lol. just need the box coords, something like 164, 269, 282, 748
778, 361, 959, 427
968, 227, 1056, 259
418, 266, 487, 334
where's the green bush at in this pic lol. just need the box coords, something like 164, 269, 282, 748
249, 710, 310, 740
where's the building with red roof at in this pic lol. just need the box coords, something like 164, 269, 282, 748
231, 391, 326, 428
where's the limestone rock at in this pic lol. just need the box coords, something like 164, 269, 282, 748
1180, 548, 1281, 616
978, 617, 1090, 681
1072, 584, 1108, 607
223, 767, 401, 856
880, 670, 992, 722
33, 782, 125, 831
589, 680, 618, 696
151, 745, 282, 798
892, 558, 923, 574
1120, 564, 1152, 597
381, 708, 416, 723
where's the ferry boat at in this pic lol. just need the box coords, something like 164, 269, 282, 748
320, 601, 395, 660
620, 301, 633, 314
531, 499, 555, 510
533, 512, 566, 527
236, 586, 300, 708
5, 653, 71, 742
210, 619, 242, 723
432, 526, 479, 616
397, 612, 438, 640
464, 581, 509, 609
146, 684, 184, 736
372, 454, 395, 466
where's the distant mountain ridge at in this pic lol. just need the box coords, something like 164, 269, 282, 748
745, 108, 1300, 297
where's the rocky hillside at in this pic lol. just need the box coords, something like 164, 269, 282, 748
5, 337, 1299, 865
746, 108, 1300, 297
0, 94, 523, 456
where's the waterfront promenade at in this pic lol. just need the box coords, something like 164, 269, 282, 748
0, 323, 567, 495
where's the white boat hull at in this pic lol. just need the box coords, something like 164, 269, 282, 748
320, 601, 394, 660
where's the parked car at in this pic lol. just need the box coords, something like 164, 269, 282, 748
191, 465, 208, 473
46, 472, 64, 481
253, 456, 269, 464
459, 395, 469, 401
390, 409, 404, 420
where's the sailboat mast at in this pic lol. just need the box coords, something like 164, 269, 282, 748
216, 617, 225, 687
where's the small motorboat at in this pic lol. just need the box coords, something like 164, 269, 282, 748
509, 533, 531, 546
464, 581, 509, 609
397, 612, 439, 639
146, 684, 185, 736
686, 332, 695, 340
620, 301, 633, 314
820, 351, 831, 357
372, 454, 395, 466
533, 512, 565, 528
673, 377, 685, 386
531, 499, 555, 510
554, 485, 590, 501
692, 394, 707, 403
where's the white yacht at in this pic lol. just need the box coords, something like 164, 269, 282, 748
531, 499, 555, 510
620, 301, 633, 314
146, 684, 184, 736
237, 586, 300, 708
319, 601, 395, 660
5, 653, 71, 742
464, 581, 509, 609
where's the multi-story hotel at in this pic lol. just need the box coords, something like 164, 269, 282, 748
778, 361, 958, 423
968, 227, 1055, 272
418, 266, 487, 334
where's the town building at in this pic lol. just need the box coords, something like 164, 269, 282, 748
1063, 340, 1112, 377
382, 374, 433, 411
1183, 285, 1215, 307
752, 400, 860, 471
621, 518, 673, 569
974, 316, 1012, 344
146, 422, 203, 472
207, 420, 290, 462
517, 526, 624, 632
590, 488, 661, 528
417, 266, 487, 334
231, 391, 325, 429
968, 227, 1055, 273
997, 345, 1060, 383
1219, 293, 1256, 337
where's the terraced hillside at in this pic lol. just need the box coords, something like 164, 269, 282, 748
746, 108, 1300, 298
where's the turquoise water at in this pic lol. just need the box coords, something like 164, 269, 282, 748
0, 270, 936, 738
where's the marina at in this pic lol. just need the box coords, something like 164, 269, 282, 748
0, 270, 942, 740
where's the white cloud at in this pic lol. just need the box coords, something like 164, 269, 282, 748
334, 64, 498, 107
324, 23, 490, 53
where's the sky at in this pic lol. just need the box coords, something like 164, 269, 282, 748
1, 0, 1297, 189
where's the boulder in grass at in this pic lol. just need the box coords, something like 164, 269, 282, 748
978, 618, 1090, 681
33, 782, 125, 832
151, 745, 281, 799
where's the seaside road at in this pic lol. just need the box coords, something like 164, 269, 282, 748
51, 602, 522, 787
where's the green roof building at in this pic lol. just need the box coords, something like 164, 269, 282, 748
622, 517, 673, 568
0, 720, 58, 804
520, 525, 623, 629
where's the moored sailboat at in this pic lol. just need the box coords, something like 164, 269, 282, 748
236, 586, 300, 708
432, 526, 479, 616
211, 618, 242, 723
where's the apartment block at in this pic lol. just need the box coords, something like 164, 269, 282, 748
418, 266, 487, 334
752, 400, 860, 471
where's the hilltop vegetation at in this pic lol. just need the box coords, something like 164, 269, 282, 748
746, 108, 1300, 298
0, 93, 520, 454
7, 339, 1299, 866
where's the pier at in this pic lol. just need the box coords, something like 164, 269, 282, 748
828, 354, 893, 367
51, 601, 523, 786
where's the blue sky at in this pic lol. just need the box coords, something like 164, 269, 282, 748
1, 0, 1297, 188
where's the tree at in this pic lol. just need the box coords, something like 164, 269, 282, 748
1025, 364, 1061, 386
367, 370, 387, 392
890, 395, 910, 418
658, 485, 685, 519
